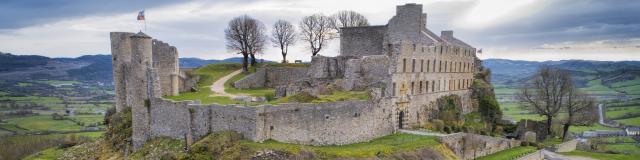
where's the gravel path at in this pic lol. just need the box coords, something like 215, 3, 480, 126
210, 69, 245, 98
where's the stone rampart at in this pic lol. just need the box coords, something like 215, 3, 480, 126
260, 100, 394, 145
152, 40, 179, 96
340, 26, 387, 57
147, 98, 393, 146
439, 133, 520, 160
233, 67, 308, 89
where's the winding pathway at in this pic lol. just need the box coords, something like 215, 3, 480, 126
210, 69, 245, 98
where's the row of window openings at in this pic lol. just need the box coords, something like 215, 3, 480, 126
402, 59, 474, 73
388, 44, 476, 57
391, 79, 473, 96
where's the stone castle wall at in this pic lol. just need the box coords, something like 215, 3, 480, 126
439, 133, 521, 160
147, 98, 393, 146
152, 40, 180, 96
233, 67, 308, 89
340, 26, 387, 57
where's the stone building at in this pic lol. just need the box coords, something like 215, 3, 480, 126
111, 3, 482, 150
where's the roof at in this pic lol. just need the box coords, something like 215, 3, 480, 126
421, 29, 442, 43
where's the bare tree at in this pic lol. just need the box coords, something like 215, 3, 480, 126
224, 15, 266, 71
518, 66, 572, 137
270, 20, 296, 63
299, 14, 336, 56
330, 10, 369, 31
561, 89, 595, 141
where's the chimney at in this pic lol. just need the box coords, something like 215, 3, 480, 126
441, 30, 453, 39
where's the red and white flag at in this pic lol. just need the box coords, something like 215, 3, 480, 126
477, 48, 483, 54
137, 10, 145, 21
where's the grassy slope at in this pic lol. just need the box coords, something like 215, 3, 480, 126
476, 146, 537, 160
224, 71, 274, 97
616, 117, 640, 126
165, 63, 241, 104
244, 133, 442, 158
560, 151, 640, 160
606, 105, 640, 119
4, 115, 82, 132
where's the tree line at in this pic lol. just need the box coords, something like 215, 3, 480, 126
224, 11, 369, 71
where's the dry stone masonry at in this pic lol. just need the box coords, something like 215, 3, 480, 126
111, 3, 495, 151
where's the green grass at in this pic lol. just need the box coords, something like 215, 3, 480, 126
22, 147, 64, 160
0, 91, 8, 96
616, 116, 640, 126
494, 86, 519, 95
165, 63, 243, 105
541, 138, 563, 147
71, 115, 105, 126
568, 123, 619, 133
606, 106, 640, 119
580, 79, 620, 95
4, 115, 83, 132
476, 146, 537, 160
243, 133, 442, 158
35, 80, 80, 86
591, 137, 637, 143
500, 102, 545, 121
0, 96, 62, 104
224, 71, 274, 97
603, 144, 640, 154
560, 150, 640, 160
17, 82, 33, 87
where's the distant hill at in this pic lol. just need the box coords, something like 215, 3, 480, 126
483, 59, 640, 99
0, 52, 247, 83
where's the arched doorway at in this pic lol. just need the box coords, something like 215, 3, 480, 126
398, 111, 405, 129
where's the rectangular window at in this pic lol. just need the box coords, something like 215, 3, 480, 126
426, 81, 429, 93
420, 59, 424, 72
392, 83, 396, 96
444, 61, 447, 72
413, 44, 416, 52
412, 59, 416, 72
419, 81, 423, 93
432, 80, 435, 92
402, 59, 406, 73
426, 60, 430, 72
411, 82, 415, 95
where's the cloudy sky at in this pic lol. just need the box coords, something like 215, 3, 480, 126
1, 0, 639, 61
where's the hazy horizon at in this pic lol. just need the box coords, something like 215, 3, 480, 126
1, 0, 639, 61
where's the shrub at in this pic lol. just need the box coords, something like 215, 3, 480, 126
432, 119, 445, 131
521, 141, 529, 146
264, 93, 275, 101
289, 92, 318, 103
51, 112, 64, 120
105, 107, 132, 151
444, 126, 452, 134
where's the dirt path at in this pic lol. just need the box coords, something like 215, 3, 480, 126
542, 149, 597, 160
210, 69, 245, 98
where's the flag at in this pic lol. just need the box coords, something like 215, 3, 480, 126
477, 48, 483, 54
137, 10, 145, 21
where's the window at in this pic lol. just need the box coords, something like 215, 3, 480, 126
402, 59, 407, 72
426, 81, 429, 93
432, 80, 435, 92
444, 61, 447, 72
392, 83, 396, 96
419, 81, 423, 93
413, 44, 416, 52
439, 61, 442, 72
420, 59, 424, 72
422, 47, 425, 53
388, 44, 393, 55
426, 60, 430, 72
411, 82, 415, 95
412, 59, 416, 72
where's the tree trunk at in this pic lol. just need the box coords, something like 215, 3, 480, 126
282, 52, 287, 63
249, 53, 257, 66
546, 115, 553, 138
561, 123, 570, 142
242, 54, 249, 72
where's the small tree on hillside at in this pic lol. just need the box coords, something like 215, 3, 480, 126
561, 88, 595, 141
518, 66, 572, 138
270, 20, 296, 63
299, 14, 336, 56
225, 15, 267, 71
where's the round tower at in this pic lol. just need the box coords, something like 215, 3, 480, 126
128, 32, 153, 150
110, 32, 134, 112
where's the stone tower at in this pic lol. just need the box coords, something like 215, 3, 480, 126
110, 31, 161, 149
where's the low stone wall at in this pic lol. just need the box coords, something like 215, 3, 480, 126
516, 150, 543, 160
439, 133, 521, 160
554, 139, 578, 152
147, 98, 393, 146
178, 68, 199, 92
234, 67, 308, 89
260, 100, 394, 145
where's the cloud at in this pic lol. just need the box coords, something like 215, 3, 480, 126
0, 0, 639, 61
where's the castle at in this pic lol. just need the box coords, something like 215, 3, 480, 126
111, 3, 481, 150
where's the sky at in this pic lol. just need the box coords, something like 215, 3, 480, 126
0, 0, 639, 61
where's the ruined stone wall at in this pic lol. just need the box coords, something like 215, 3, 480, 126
439, 133, 521, 160
152, 40, 179, 96
340, 26, 387, 57
260, 100, 394, 145
178, 68, 199, 92
342, 55, 391, 91
234, 67, 308, 89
